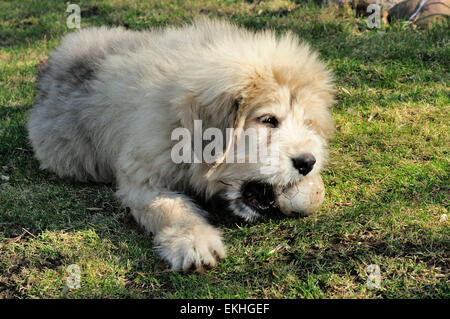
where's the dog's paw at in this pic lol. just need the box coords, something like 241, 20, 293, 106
154, 223, 226, 271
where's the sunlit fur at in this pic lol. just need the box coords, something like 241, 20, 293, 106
28, 18, 335, 270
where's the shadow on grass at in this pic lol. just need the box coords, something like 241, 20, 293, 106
1, 135, 448, 297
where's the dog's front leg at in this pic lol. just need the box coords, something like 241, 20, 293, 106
121, 188, 226, 271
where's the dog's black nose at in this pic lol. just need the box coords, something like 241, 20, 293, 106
292, 153, 316, 176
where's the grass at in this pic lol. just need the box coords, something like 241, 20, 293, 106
0, 0, 448, 299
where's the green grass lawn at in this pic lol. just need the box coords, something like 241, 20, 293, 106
0, 0, 448, 298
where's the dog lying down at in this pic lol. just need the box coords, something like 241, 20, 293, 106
28, 18, 335, 271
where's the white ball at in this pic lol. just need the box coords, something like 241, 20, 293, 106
275, 174, 325, 216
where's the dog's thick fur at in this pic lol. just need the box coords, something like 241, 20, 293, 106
28, 19, 335, 270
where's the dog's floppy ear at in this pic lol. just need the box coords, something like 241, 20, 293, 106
171, 92, 241, 170
208, 96, 257, 173
171, 93, 201, 134
171, 92, 237, 135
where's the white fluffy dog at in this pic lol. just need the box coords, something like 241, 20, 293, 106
28, 19, 335, 271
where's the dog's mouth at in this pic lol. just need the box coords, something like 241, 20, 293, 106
241, 181, 277, 214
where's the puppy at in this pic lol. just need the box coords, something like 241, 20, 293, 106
28, 19, 334, 270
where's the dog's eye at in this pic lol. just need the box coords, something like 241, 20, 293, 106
260, 116, 279, 128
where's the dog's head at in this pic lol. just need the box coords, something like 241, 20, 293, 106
172, 21, 334, 221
